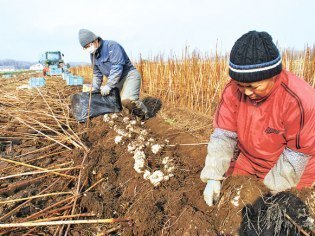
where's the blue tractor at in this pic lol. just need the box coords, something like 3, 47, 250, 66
39, 51, 69, 76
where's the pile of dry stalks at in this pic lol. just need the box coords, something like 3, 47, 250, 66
0, 74, 129, 235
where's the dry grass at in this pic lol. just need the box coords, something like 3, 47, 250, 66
71, 46, 315, 116
282, 47, 315, 86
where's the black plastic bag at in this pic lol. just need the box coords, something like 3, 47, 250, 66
70, 87, 122, 122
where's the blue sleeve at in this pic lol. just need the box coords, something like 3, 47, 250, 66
93, 63, 103, 78
107, 43, 125, 87
92, 64, 103, 90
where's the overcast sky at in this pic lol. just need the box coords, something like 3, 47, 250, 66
1, 0, 314, 63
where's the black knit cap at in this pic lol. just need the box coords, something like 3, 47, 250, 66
229, 31, 282, 83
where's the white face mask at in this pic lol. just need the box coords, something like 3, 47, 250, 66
85, 44, 97, 54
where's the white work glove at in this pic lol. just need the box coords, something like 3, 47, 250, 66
203, 180, 221, 206
101, 85, 111, 96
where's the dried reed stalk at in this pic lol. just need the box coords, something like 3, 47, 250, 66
32, 213, 96, 222
65, 151, 89, 234
0, 166, 81, 180
14, 117, 72, 150
84, 178, 105, 193
0, 175, 48, 195
0, 177, 62, 222
0, 192, 73, 204
0, 218, 130, 228
0, 156, 74, 179
24, 196, 76, 221
166, 142, 208, 147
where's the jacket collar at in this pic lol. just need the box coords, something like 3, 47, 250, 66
94, 38, 103, 59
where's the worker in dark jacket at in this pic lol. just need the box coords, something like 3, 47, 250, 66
78, 29, 148, 119
201, 31, 315, 206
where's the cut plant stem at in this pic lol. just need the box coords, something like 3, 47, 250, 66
0, 156, 75, 179
32, 213, 96, 222
0, 218, 131, 228
0, 192, 73, 204
166, 142, 208, 147
0, 166, 81, 180
0, 177, 62, 222
84, 178, 105, 193
24, 196, 75, 221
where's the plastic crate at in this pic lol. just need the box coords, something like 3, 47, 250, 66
62, 72, 72, 80
47, 65, 63, 76
2, 74, 12, 78
29, 77, 46, 87
66, 75, 84, 86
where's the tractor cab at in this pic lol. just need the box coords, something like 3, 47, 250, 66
40, 51, 68, 76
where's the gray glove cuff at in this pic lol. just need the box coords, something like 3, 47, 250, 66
263, 147, 310, 192
200, 128, 238, 182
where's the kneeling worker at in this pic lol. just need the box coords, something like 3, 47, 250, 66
78, 29, 149, 120
201, 30, 315, 206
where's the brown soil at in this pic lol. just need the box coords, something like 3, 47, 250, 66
0, 73, 314, 236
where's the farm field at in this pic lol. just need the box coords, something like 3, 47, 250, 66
0, 48, 314, 235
